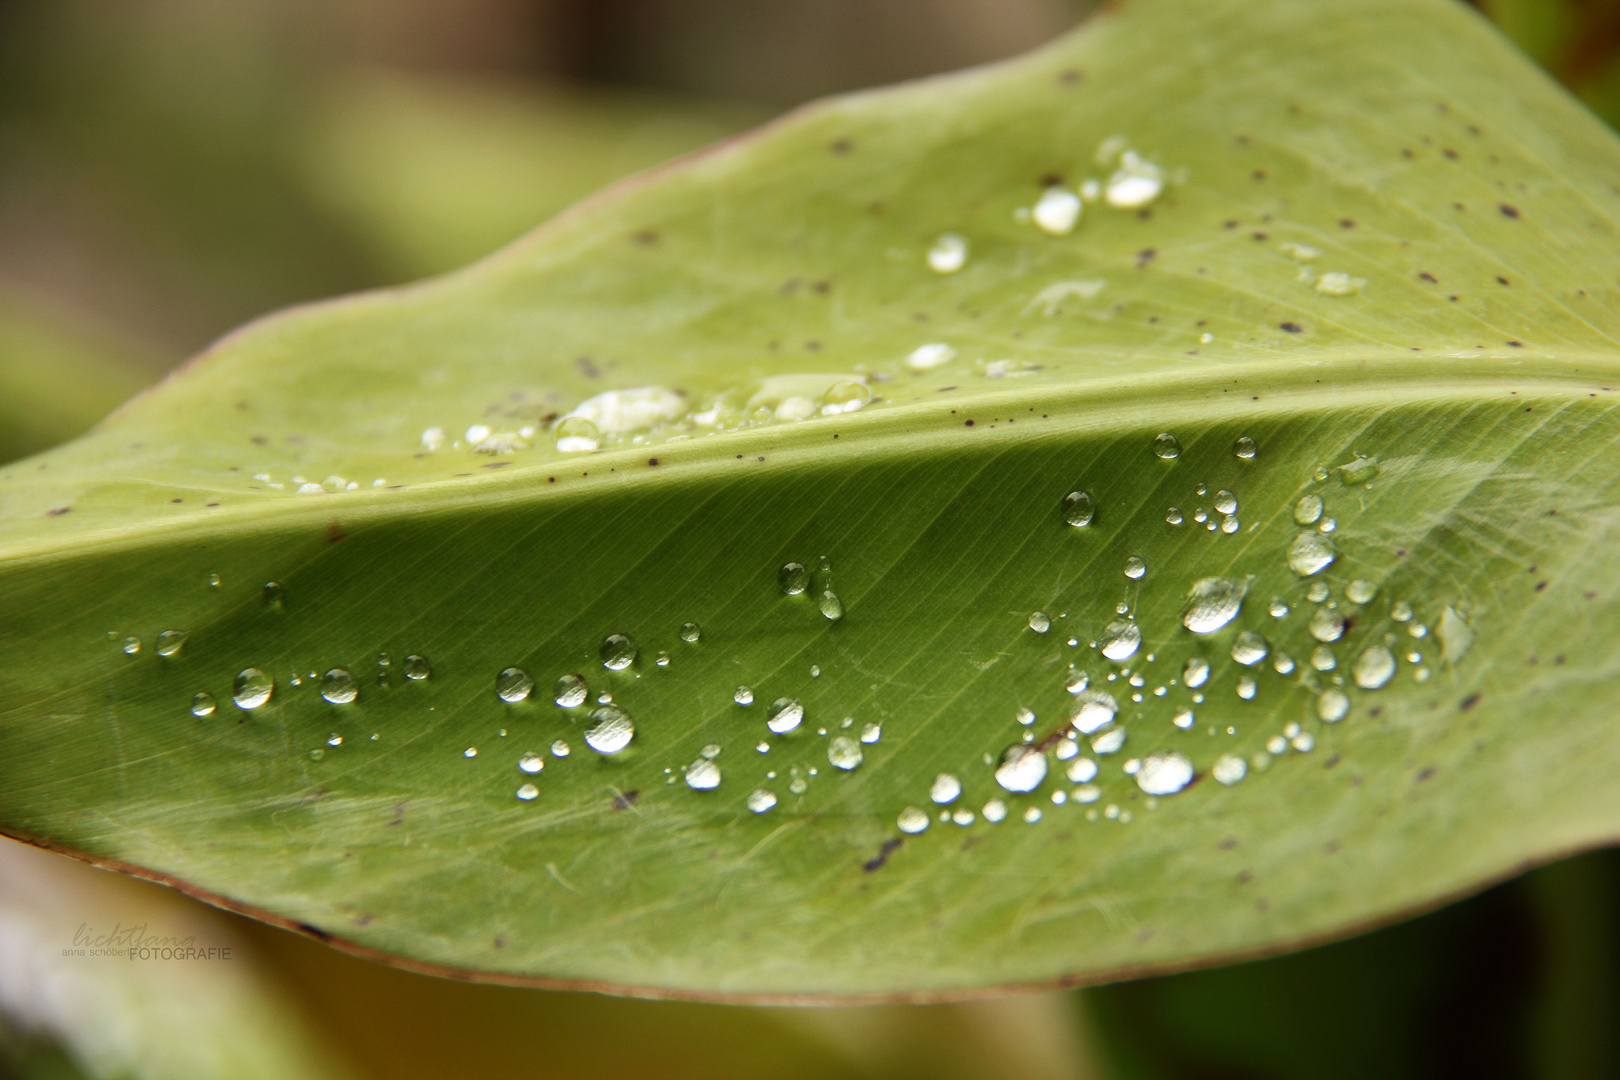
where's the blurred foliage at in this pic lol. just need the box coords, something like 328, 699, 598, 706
1476, 0, 1620, 127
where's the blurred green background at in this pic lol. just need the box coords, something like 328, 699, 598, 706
1, 1, 1618, 1077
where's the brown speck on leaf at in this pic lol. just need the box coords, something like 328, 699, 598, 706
648, 458, 658, 466
493, 936, 506, 949
864, 837, 903, 872
1459, 693, 1481, 712
1339, 218, 1356, 228
46, 506, 71, 516
1280, 322, 1303, 333
1325, 840, 1340, 854
1442, 148, 1458, 160
612, 791, 640, 810
326, 521, 347, 543
1220, 838, 1238, 850
251, 435, 268, 445
1325, 754, 1341, 769
1251, 231, 1269, 241
1499, 203, 1520, 219
297, 922, 332, 943
1224, 219, 1239, 229
1497, 276, 1511, 286
1056, 68, 1082, 85
829, 138, 852, 155
576, 356, 602, 379
1136, 248, 1157, 266
1416, 767, 1436, 782
632, 229, 659, 246
1419, 272, 1438, 283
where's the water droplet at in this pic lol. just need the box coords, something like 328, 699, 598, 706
1136, 752, 1194, 796
1292, 494, 1323, 526
1308, 606, 1346, 642
696, 743, 721, 761
1220, 515, 1239, 534
190, 691, 216, 717
653, 650, 670, 668
821, 381, 871, 416
1105, 151, 1164, 208
1183, 577, 1249, 633
767, 697, 804, 734
1353, 646, 1396, 689
551, 673, 587, 708
1066, 756, 1099, 783
1309, 645, 1337, 672
1213, 490, 1238, 516
518, 754, 545, 774
1391, 600, 1413, 622
818, 589, 844, 620
497, 667, 534, 703
1166, 507, 1184, 525
1343, 580, 1377, 605
1023, 806, 1044, 824
1099, 620, 1141, 661
119, 635, 142, 656
1065, 669, 1090, 695
1172, 707, 1195, 730
927, 233, 969, 274
1414, 666, 1432, 682
1213, 753, 1248, 786
983, 798, 1008, 823
1317, 690, 1351, 722
1231, 630, 1269, 666
1123, 556, 1147, 580
860, 721, 882, 743
734, 686, 755, 706
1338, 454, 1380, 485
929, 773, 963, 804
1071, 689, 1119, 733
1053, 490, 1098, 532
584, 706, 635, 753
464, 747, 478, 758
685, 758, 721, 790
393, 654, 428, 682
905, 342, 958, 371
207, 572, 222, 588
827, 735, 863, 771
1291, 731, 1316, 752
1055, 738, 1078, 760
1288, 531, 1337, 576
1033, 185, 1082, 235
553, 416, 600, 453
994, 745, 1048, 792
1236, 675, 1258, 700
1266, 596, 1290, 619
1152, 432, 1181, 459
1027, 611, 1051, 634
516, 783, 539, 801
777, 561, 812, 596
152, 630, 187, 657
1307, 583, 1331, 605
232, 668, 273, 710
679, 622, 701, 644
320, 669, 357, 705
1235, 437, 1257, 460
1091, 727, 1126, 754
789, 777, 809, 794
551, 739, 570, 757
1183, 656, 1210, 688
898, 806, 931, 833
1273, 652, 1296, 675
600, 634, 637, 671
747, 788, 778, 814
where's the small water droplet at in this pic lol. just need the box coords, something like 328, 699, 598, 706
1414, 666, 1432, 682
1268, 597, 1291, 619
1345, 579, 1377, 605
734, 685, 755, 706
1023, 806, 1044, 824
767, 697, 804, 734
1293, 494, 1323, 525
1071, 689, 1118, 733
1123, 556, 1147, 580
1183, 656, 1210, 688
685, 758, 721, 790
820, 381, 871, 416
1319, 517, 1337, 533
600, 634, 637, 671
778, 562, 810, 595
321, 669, 357, 704
1291, 731, 1316, 752
394, 654, 429, 681
818, 589, 844, 620
1231, 630, 1269, 666
516, 783, 540, 801
747, 788, 777, 814
497, 667, 534, 703
1317, 690, 1351, 722
1062, 490, 1095, 527
1221, 514, 1240, 534
1213, 490, 1238, 515
905, 342, 958, 371
1016, 706, 1037, 726
309, 748, 325, 760
1091, 727, 1126, 754
860, 721, 882, 744
153, 630, 187, 657
1152, 432, 1181, 459
1309, 606, 1346, 643
1338, 454, 1380, 486
983, 798, 1008, 823
232, 668, 273, 710
927, 232, 969, 274
930, 773, 962, 804
190, 691, 216, 717
789, 777, 808, 794
119, 635, 142, 656
1409, 622, 1429, 639
1195, 483, 1208, 496
698, 743, 721, 760
1213, 753, 1248, 785
519, 753, 544, 774
1288, 531, 1337, 576
1166, 507, 1183, 525
1273, 652, 1296, 675
1066, 756, 1099, 783
1136, 752, 1194, 796
1236, 675, 1258, 700
828, 736, 863, 770
1028, 611, 1051, 634
584, 706, 635, 753
553, 416, 600, 453
207, 573, 222, 588
1391, 601, 1414, 622
654, 650, 670, 668
1310, 645, 1337, 671
898, 806, 931, 833
1183, 577, 1249, 633
1172, 707, 1195, 729
1234, 437, 1257, 460
679, 622, 701, 643
994, 745, 1047, 792
1055, 739, 1078, 760
1353, 646, 1396, 689
551, 739, 571, 757
547, 673, 585, 708
1033, 185, 1082, 235
464, 747, 478, 758
1099, 620, 1141, 661
1105, 151, 1164, 208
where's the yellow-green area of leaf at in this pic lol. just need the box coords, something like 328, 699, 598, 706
1, 0, 1619, 1000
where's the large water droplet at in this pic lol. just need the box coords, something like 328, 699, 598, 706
1213, 754, 1248, 785
994, 744, 1048, 792
1293, 494, 1323, 525
779, 562, 809, 595
898, 806, 931, 834
600, 634, 637, 671
1287, 531, 1337, 576
232, 668, 273, 710
1235, 437, 1257, 460
321, 669, 358, 705
1152, 432, 1181, 459
1123, 556, 1147, 580
155, 630, 187, 657
1317, 690, 1351, 722
584, 706, 635, 753
1105, 151, 1164, 208
685, 758, 721, 790
1071, 689, 1119, 733
1213, 490, 1238, 515
818, 589, 844, 621
1099, 620, 1141, 661
495, 667, 534, 702
1182, 656, 1210, 688
1231, 630, 1269, 666
1136, 752, 1194, 796
1028, 611, 1051, 633
1033, 185, 1082, 235
1353, 646, 1396, 689
930, 773, 962, 804
190, 691, 216, 717
1308, 606, 1346, 642
766, 697, 804, 734
860, 721, 882, 744
1091, 727, 1126, 754
1063, 490, 1095, 527
1183, 577, 1249, 633
927, 233, 968, 274
828, 736, 863, 770
553, 673, 587, 708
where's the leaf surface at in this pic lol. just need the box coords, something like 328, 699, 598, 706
3, 0, 1620, 999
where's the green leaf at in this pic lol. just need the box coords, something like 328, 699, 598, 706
3, 0, 1620, 999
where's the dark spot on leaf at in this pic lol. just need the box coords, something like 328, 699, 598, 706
1507, 340, 1522, 347
1325, 754, 1341, 769
1497, 276, 1511, 286
612, 791, 640, 810
812, 280, 831, 294
1251, 231, 1268, 241
1535, 580, 1547, 591
1256, 899, 1270, 912
493, 936, 506, 949
965, 419, 975, 426
1324, 840, 1340, 854
1056, 68, 1082, 85
1237, 870, 1253, 884
648, 458, 658, 466
576, 356, 602, 379
1417, 767, 1436, 782
170, 498, 182, 503
829, 138, 852, 155
1459, 693, 1481, 712
1136, 248, 1156, 266
297, 922, 332, 942
1252, 169, 1266, 181
1039, 171, 1064, 187
1339, 218, 1356, 228
1419, 272, 1438, 283
864, 837, 903, 872
1442, 148, 1458, 160
632, 229, 659, 246
1554, 655, 1566, 665
1223, 219, 1239, 229
251, 435, 267, 445
326, 521, 348, 543
1280, 322, 1303, 333
46, 506, 71, 516
1499, 203, 1520, 218
1220, 838, 1237, 850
